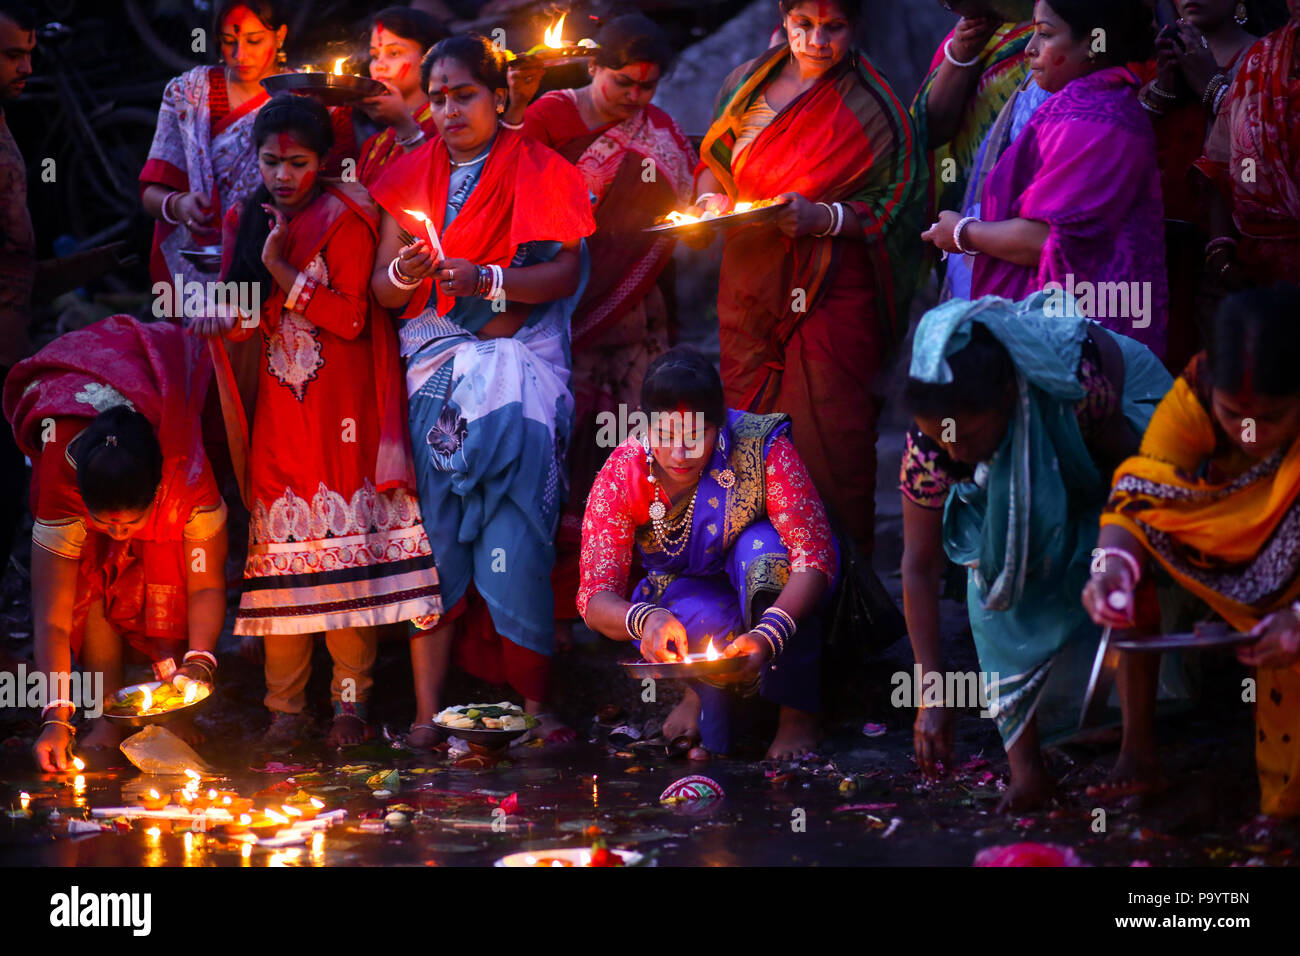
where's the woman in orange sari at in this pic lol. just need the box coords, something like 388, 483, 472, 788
196, 94, 440, 749
1085, 285, 1300, 816
356, 6, 445, 188
4, 316, 227, 768
510, 14, 695, 633
693, 0, 925, 559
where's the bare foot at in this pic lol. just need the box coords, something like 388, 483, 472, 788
406, 722, 441, 750
995, 768, 1058, 813
766, 707, 820, 761
80, 719, 124, 752
260, 711, 310, 749
662, 687, 701, 746
327, 713, 370, 748
1085, 752, 1167, 800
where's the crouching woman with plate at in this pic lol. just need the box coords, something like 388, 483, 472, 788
577, 348, 838, 760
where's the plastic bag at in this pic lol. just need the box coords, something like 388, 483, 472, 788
119, 726, 214, 775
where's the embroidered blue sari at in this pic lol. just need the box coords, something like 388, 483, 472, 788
631, 410, 838, 753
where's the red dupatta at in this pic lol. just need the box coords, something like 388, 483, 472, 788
525, 91, 693, 344
211, 181, 414, 503
359, 102, 437, 187
370, 127, 595, 319
699, 44, 924, 410
3, 316, 216, 655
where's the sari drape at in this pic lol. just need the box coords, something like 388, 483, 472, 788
911, 20, 1034, 224
699, 43, 925, 555
3, 316, 220, 660
140, 66, 268, 287
371, 131, 594, 668
911, 294, 1172, 746
973, 67, 1169, 356
1103, 354, 1300, 816
1195, 21, 1300, 284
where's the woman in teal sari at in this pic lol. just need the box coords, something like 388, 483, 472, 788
369, 36, 595, 748
899, 293, 1171, 809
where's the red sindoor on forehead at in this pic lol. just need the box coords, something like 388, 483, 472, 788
275, 132, 305, 153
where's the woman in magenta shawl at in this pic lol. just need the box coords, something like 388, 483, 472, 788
923, 0, 1169, 358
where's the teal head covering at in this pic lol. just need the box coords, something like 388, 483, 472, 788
908, 293, 1172, 746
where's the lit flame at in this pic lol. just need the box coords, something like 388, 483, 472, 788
183, 683, 199, 705
207, 789, 218, 801
264, 808, 289, 825
403, 208, 431, 226
72, 756, 85, 772
74, 775, 86, 795
309, 797, 325, 810
282, 805, 303, 818
139, 685, 153, 714
733, 201, 754, 213
148, 789, 161, 800
705, 638, 720, 661
543, 13, 567, 48
222, 795, 233, 806
333, 57, 347, 75
19, 791, 30, 810
665, 211, 701, 226
239, 814, 253, 826
241, 842, 252, 860
184, 768, 201, 783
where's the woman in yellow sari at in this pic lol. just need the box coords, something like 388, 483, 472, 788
1084, 284, 1300, 817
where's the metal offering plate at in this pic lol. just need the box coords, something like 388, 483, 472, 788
433, 722, 530, 747
620, 654, 747, 680
260, 71, 386, 106
103, 679, 212, 727
1112, 622, 1255, 653
179, 246, 222, 272
644, 199, 788, 236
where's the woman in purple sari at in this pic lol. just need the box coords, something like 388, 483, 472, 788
923, 0, 1169, 357
577, 349, 838, 760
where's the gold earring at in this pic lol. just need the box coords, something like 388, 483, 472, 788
276, 46, 287, 65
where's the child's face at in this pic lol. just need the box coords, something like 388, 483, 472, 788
259, 131, 322, 211
1212, 388, 1300, 459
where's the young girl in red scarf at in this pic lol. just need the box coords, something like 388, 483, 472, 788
194, 93, 440, 749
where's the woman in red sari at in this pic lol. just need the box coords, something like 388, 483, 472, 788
195, 94, 440, 749
509, 14, 695, 636
693, 0, 925, 560
3, 316, 227, 769
1197, 1, 1300, 291
356, 6, 446, 188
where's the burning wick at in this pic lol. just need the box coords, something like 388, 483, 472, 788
72, 756, 85, 773
665, 211, 702, 226
544, 13, 567, 47
184, 768, 201, 784
705, 638, 720, 661
183, 683, 200, 705
401, 209, 444, 261
333, 57, 347, 75
19, 791, 30, 810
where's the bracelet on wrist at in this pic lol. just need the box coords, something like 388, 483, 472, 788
953, 216, 980, 256
1202, 72, 1229, 107
1099, 547, 1142, 587
42, 719, 76, 735
395, 128, 426, 147
161, 191, 182, 225
943, 37, 981, 69
388, 257, 421, 290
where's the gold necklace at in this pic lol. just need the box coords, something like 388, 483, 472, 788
648, 480, 698, 557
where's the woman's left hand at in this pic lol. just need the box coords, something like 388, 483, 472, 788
1172, 19, 1221, 96
260, 203, 288, 269
360, 81, 419, 138
774, 192, 829, 238
922, 210, 964, 254
1239, 610, 1300, 669
434, 257, 481, 298
720, 632, 772, 683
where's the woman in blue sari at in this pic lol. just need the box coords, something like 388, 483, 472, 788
369, 36, 595, 747
578, 348, 839, 760
900, 293, 1171, 809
